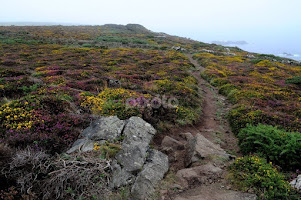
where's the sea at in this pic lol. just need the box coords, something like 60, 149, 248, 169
217, 42, 301, 61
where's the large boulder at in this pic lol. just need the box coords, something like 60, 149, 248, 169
131, 149, 169, 199
81, 116, 125, 141
189, 134, 230, 162
116, 117, 156, 172
66, 116, 169, 199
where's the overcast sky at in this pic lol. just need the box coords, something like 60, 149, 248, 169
1, 0, 301, 56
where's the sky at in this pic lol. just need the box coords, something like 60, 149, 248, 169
1, 0, 301, 59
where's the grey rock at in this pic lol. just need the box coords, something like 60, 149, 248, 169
290, 175, 301, 190
107, 79, 121, 88
116, 141, 150, 172
131, 149, 169, 199
66, 138, 96, 154
247, 54, 255, 58
202, 49, 215, 54
110, 160, 135, 188
122, 116, 156, 143
81, 116, 125, 141
116, 117, 156, 172
72, 138, 87, 147
223, 52, 236, 56
171, 46, 186, 51
189, 134, 230, 162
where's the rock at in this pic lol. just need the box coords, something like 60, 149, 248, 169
116, 141, 150, 172
107, 79, 121, 88
131, 149, 169, 200
223, 52, 236, 56
81, 116, 125, 141
66, 138, 97, 154
202, 49, 215, 54
116, 117, 156, 172
110, 160, 135, 188
171, 46, 186, 51
189, 134, 230, 162
290, 175, 301, 190
176, 164, 222, 189
247, 54, 255, 58
122, 117, 156, 143
67, 116, 169, 199
162, 136, 185, 150
161, 135, 192, 168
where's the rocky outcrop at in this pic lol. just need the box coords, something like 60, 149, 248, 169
116, 117, 156, 172
110, 160, 136, 188
113, 117, 169, 199
131, 149, 169, 199
68, 116, 169, 199
67, 116, 125, 154
81, 116, 125, 141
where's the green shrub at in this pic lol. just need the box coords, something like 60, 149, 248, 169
218, 84, 238, 103
210, 78, 229, 87
229, 155, 298, 200
249, 59, 264, 64
18, 83, 40, 94
285, 76, 301, 85
237, 124, 301, 170
176, 106, 200, 125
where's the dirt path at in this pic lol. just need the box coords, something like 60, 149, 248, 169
185, 54, 239, 153
157, 54, 255, 200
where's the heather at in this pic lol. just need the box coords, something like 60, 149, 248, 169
0, 25, 300, 199
0, 26, 202, 152
194, 52, 301, 133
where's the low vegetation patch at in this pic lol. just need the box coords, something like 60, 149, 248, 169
229, 155, 298, 200
237, 124, 301, 170
195, 52, 301, 133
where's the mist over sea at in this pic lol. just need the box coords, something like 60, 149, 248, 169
220, 42, 301, 61
170, 29, 301, 62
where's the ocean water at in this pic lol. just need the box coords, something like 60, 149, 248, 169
171, 30, 301, 62
223, 42, 301, 61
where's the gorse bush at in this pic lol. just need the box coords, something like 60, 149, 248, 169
237, 124, 301, 170
0, 95, 88, 152
228, 105, 264, 134
80, 88, 146, 120
229, 155, 298, 200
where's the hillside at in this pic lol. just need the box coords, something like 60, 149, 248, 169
0, 24, 300, 199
